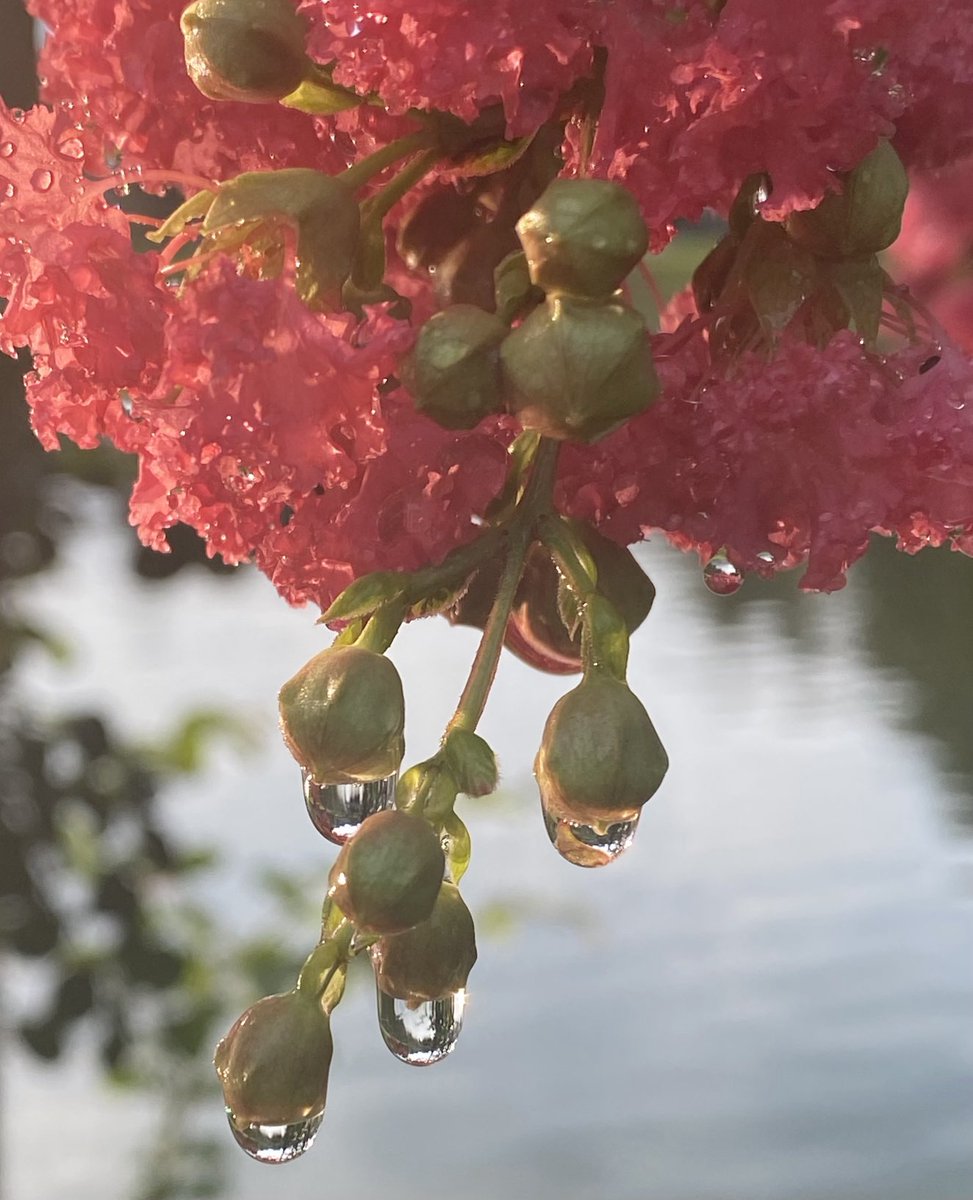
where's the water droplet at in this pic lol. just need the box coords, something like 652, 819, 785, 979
3, 183, 16, 199
302, 771, 397, 845
30, 169, 53, 192
0, 142, 14, 157
376, 986, 466, 1066
541, 800, 639, 868
703, 551, 744, 596
57, 137, 84, 160
756, 550, 775, 564
226, 1108, 323, 1164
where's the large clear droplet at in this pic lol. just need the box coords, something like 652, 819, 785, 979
376, 986, 466, 1067
703, 551, 744, 596
302, 770, 397, 845
541, 800, 639, 868
226, 1108, 323, 1164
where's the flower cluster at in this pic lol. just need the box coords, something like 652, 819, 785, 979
3, 0, 973, 607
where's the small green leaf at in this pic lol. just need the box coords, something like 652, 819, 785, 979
319, 571, 408, 623
443, 729, 498, 797
442, 812, 472, 884
556, 574, 583, 640
745, 223, 817, 340
825, 254, 885, 347
146, 189, 216, 244
279, 74, 362, 115
494, 251, 542, 325
451, 133, 535, 178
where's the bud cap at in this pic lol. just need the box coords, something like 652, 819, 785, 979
371, 883, 477, 1003
181, 0, 309, 103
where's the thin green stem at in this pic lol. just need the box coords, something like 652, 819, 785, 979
446, 439, 560, 734
340, 132, 433, 191
361, 148, 441, 223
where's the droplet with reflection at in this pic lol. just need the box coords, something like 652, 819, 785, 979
226, 1109, 323, 1164
703, 550, 744, 596
541, 799, 639, 867
302, 770, 397, 844
376, 986, 466, 1066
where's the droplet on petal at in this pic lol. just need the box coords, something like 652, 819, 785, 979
703, 550, 744, 595
376, 986, 466, 1067
0, 141, 14, 157
302, 770, 397, 845
30, 169, 53, 192
541, 800, 639, 868
226, 1109, 323, 1164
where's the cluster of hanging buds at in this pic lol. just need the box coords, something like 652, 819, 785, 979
170, 0, 914, 1166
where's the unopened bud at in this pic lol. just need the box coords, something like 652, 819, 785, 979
501, 296, 658, 442
278, 646, 405, 785
181, 0, 309, 103
330, 809, 445, 934
785, 139, 908, 260
203, 169, 360, 310
535, 672, 668, 826
516, 178, 648, 300
407, 305, 507, 430
214, 990, 333, 1126
371, 883, 477, 1003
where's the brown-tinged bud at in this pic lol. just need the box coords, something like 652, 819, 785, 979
407, 305, 507, 430
330, 809, 445, 934
784, 139, 908, 260
516, 178, 648, 300
202, 169, 360, 310
501, 296, 658, 442
278, 646, 405, 785
181, 0, 309, 103
371, 883, 477, 1003
535, 671, 668, 826
214, 990, 333, 1126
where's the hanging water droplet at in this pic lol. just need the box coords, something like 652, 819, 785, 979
376, 985, 466, 1066
226, 1108, 323, 1164
302, 770, 397, 845
703, 551, 744, 596
541, 800, 639, 868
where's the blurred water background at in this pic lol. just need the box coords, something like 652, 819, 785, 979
4, 475, 973, 1200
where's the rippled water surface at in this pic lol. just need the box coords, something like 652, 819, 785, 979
7, 493, 973, 1200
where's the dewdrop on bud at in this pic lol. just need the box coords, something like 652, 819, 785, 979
214, 990, 333, 1164
371, 883, 476, 1065
181, 0, 309, 103
785, 139, 908, 260
535, 671, 668, 844
329, 809, 445, 934
407, 305, 507, 430
279, 646, 405, 788
516, 178, 648, 300
501, 296, 658, 442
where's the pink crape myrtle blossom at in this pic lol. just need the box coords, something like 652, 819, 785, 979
4, 0, 973, 610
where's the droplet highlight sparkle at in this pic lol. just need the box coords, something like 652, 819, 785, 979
226, 1109, 323, 1164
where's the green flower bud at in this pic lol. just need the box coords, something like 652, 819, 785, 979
535, 672, 668, 826
515, 178, 648, 300
278, 645, 405, 785
407, 305, 507, 430
784, 139, 908, 260
203, 169, 360, 311
330, 809, 445, 934
181, 0, 309, 104
371, 883, 477, 1003
214, 990, 333, 1125
501, 296, 658, 442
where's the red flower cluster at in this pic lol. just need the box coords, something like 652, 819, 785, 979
3, 0, 973, 607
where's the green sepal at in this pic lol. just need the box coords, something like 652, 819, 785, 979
538, 515, 598, 596
823, 255, 885, 347
396, 757, 459, 821
441, 812, 472, 884
745, 223, 817, 341
318, 571, 409, 624
494, 251, 542, 325
582, 594, 629, 679
280, 70, 362, 115
451, 134, 535, 178
443, 729, 498, 797
146, 188, 217, 244
556, 573, 583, 641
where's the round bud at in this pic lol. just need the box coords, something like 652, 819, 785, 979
371, 883, 477, 1003
784, 139, 908, 260
408, 305, 507, 430
516, 178, 648, 300
330, 809, 445, 934
278, 646, 405, 785
203, 169, 360, 311
181, 0, 309, 103
501, 296, 658, 442
214, 990, 333, 1125
535, 672, 668, 826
